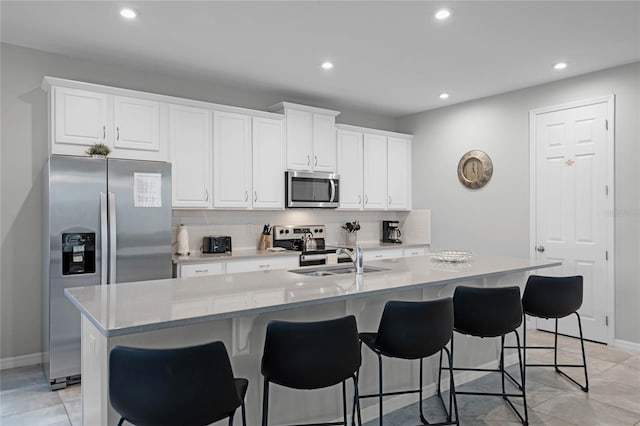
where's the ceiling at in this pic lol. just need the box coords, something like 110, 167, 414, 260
2, 1, 639, 117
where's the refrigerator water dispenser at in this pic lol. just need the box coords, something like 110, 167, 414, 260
62, 232, 95, 275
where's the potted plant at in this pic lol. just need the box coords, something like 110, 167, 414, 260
86, 143, 111, 157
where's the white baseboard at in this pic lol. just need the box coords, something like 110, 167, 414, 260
335, 354, 520, 424
614, 339, 640, 353
0, 352, 42, 370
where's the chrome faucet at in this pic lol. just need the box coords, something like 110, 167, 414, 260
336, 245, 364, 274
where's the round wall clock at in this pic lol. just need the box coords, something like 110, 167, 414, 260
457, 150, 493, 189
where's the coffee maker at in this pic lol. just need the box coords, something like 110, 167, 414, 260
382, 220, 402, 243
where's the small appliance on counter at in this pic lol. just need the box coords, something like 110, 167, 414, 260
382, 220, 402, 243
202, 236, 232, 254
272, 225, 352, 266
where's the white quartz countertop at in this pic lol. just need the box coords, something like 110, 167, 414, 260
66, 255, 559, 338
172, 241, 429, 264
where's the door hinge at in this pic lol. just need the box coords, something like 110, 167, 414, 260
605, 315, 609, 326
605, 119, 609, 131
605, 250, 609, 261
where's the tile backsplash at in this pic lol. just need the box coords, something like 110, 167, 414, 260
172, 209, 430, 253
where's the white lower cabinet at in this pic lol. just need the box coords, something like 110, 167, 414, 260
363, 248, 404, 261
179, 262, 225, 278
226, 256, 298, 274
403, 247, 426, 257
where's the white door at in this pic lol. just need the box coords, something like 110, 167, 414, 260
113, 96, 160, 152
54, 87, 108, 148
169, 104, 212, 208
285, 108, 313, 171
387, 137, 411, 210
213, 111, 252, 208
532, 98, 613, 343
337, 129, 364, 209
312, 113, 337, 172
252, 117, 285, 209
363, 134, 388, 210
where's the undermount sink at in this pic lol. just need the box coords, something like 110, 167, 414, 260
289, 265, 389, 276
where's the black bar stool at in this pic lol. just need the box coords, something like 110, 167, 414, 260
109, 341, 248, 426
447, 286, 528, 425
521, 275, 589, 392
261, 315, 362, 426
358, 299, 459, 426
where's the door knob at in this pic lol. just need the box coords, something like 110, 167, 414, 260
536, 245, 545, 253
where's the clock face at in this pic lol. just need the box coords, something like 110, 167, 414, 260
457, 151, 493, 189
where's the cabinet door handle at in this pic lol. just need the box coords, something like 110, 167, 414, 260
102, 125, 106, 140
254, 191, 257, 202
375, 254, 383, 258
358, 194, 362, 204
204, 190, 209, 201
365, 194, 369, 205
388, 195, 392, 204
195, 269, 208, 273
259, 264, 271, 268
306, 155, 310, 166
244, 190, 248, 202
314, 155, 318, 166
116, 127, 120, 141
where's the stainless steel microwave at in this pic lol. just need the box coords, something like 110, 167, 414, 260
285, 171, 340, 208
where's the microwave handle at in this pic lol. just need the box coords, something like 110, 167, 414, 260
329, 179, 336, 203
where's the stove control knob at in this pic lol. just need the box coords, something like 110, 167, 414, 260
279, 229, 284, 234
285, 229, 290, 234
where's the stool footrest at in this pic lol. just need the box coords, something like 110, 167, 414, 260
455, 391, 524, 398
504, 345, 554, 350
359, 389, 420, 399
527, 363, 585, 368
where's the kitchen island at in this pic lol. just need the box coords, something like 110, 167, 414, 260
66, 255, 559, 425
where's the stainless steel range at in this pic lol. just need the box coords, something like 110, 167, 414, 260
272, 225, 351, 266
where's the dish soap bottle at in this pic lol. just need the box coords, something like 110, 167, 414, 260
176, 224, 190, 255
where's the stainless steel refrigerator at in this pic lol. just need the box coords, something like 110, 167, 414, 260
42, 155, 172, 390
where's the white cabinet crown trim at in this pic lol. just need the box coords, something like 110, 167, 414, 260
267, 101, 341, 117
335, 123, 413, 140
42, 76, 284, 121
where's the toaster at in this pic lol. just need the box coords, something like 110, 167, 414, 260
202, 236, 232, 254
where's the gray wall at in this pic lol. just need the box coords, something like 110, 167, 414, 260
0, 43, 397, 360
398, 62, 640, 344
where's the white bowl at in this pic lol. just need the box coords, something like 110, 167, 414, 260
431, 250, 472, 263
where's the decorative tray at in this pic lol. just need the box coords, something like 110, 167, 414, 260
431, 250, 472, 263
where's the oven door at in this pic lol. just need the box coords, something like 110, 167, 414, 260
286, 171, 339, 208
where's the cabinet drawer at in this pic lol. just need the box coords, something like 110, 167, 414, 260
363, 248, 404, 261
226, 256, 298, 274
180, 262, 225, 278
403, 247, 426, 257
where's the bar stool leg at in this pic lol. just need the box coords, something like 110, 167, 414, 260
342, 380, 348, 426
228, 412, 235, 426
419, 358, 427, 424
241, 399, 247, 426
352, 374, 362, 426
515, 330, 529, 426
261, 378, 270, 426
378, 353, 384, 426
576, 313, 590, 392
443, 346, 459, 425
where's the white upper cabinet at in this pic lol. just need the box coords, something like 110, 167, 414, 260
213, 111, 252, 208
312, 113, 337, 172
268, 102, 340, 172
169, 104, 212, 208
337, 129, 364, 209
53, 87, 108, 148
337, 124, 413, 211
363, 133, 388, 210
113, 96, 160, 153
252, 117, 285, 209
387, 137, 412, 210
51, 87, 164, 161
284, 108, 314, 170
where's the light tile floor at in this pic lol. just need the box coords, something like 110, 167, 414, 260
0, 331, 638, 425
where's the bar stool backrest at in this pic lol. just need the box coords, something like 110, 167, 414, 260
523, 275, 583, 318
109, 341, 241, 426
261, 315, 361, 390
375, 298, 453, 359
453, 286, 523, 337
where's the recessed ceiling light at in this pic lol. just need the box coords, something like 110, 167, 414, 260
435, 9, 451, 20
120, 7, 137, 19
554, 62, 568, 70
439, 93, 450, 100
321, 61, 334, 70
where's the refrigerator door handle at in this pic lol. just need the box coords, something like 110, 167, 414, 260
108, 192, 117, 284
100, 192, 108, 285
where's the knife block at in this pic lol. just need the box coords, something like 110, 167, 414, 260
258, 234, 272, 250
